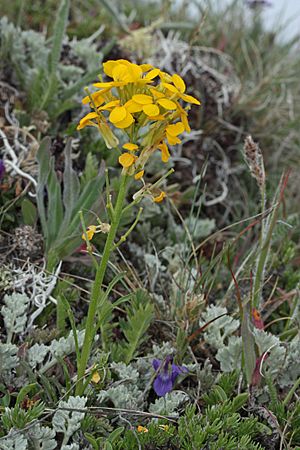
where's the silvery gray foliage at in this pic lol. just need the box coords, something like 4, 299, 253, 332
199, 305, 240, 349
279, 335, 300, 387
27, 343, 49, 369
27, 424, 56, 450
252, 328, 286, 377
110, 362, 139, 382
27, 331, 85, 372
52, 396, 87, 446
149, 391, 189, 416
61, 445, 80, 450
151, 342, 176, 360
49, 330, 85, 359
98, 384, 144, 409
184, 217, 216, 240
197, 358, 216, 392
216, 336, 243, 372
0, 343, 19, 374
0, 430, 28, 450
0, 17, 48, 88
1, 293, 30, 341
0, 433, 28, 450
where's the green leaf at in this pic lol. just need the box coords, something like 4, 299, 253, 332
241, 312, 256, 386
62, 138, 80, 226
213, 385, 228, 403
59, 293, 80, 364
21, 198, 37, 226
36, 137, 52, 239
84, 433, 99, 450
108, 427, 125, 443
49, 0, 70, 75
121, 289, 154, 364
16, 383, 37, 407
46, 156, 64, 249
232, 393, 249, 412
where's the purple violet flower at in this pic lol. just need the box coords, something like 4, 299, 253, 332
152, 355, 188, 397
0, 160, 5, 181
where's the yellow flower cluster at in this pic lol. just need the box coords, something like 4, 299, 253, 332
77, 59, 200, 178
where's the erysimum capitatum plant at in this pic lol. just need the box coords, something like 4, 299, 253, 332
75, 59, 200, 396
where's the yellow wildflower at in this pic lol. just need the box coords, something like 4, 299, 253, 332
123, 143, 139, 151
137, 425, 149, 433
157, 142, 170, 163
165, 122, 185, 145
119, 153, 136, 168
153, 191, 166, 203
77, 59, 200, 174
91, 371, 101, 384
134, 170, 144, 180
82, 225, 97, 241
162, 73, 201, 105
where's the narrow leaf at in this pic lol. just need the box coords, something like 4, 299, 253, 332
62, 138, 80, 226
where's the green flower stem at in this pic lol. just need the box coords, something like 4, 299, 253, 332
75, 173, 128, 396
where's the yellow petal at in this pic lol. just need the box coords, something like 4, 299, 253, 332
82, 91, 104, 105
123, 142, 138, 151
150, 88, 165, 99
180, 93, 201, 105
109, 106, 127, 124
166, 122, 185, 136
99, 100, 120, 111
157, 98, 177, 110
159, 71, 173, 83
162, 82, 178, 94
172, 74, 186, 93
91, 371, 101, 383
114, 111, 135, 129
124, 99, 143, 113
144, 68, 160, 80
134, 170, 144, 180
77, 112, 98, 130
143, 103, 160, 117
181, 112, 191, 132
119, 152, 136, 168
112, 63, 129, 81
103, 60, 119, 77
93, 82, 114, 88
132, 94, 153, 105
93, 81, 125, 88
140, 63, 153, 72
128, 63, 143, 80
82, 225, 97, 241
146, 114, 166, 121
137, 426, 149, 433
166, 133, 181, 145
158, 142, 170, 162
153, 191, 166, 203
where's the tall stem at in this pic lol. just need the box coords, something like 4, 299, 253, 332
75, 174, 128, 395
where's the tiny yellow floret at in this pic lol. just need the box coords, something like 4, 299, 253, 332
119, 153, 136, 168
123, 143, 139, 151
137, 425, 149, 433
153, 191, 166, 203
91, 371, 101, 383
134, 170, 144, 180
82, 225, 97, 241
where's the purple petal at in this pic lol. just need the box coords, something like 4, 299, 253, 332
152, 359, 162, 371
153, 375, 173, 397
171, 364, 188, 383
